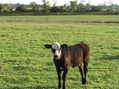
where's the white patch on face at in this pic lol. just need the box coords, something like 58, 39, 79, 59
52, 42, 61, 50
53, 50, 61, 59
51, 42, 61, 60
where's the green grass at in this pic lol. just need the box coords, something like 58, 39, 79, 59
0, 15, 119, 23
0, 15, 119, 89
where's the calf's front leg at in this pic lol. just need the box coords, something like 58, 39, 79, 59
57, 69, 62, 89
62, 68, 68, 89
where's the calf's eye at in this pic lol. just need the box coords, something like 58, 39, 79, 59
52, 49, 55, 53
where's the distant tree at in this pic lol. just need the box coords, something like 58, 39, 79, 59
78, 3, 86, 12
85, 3, 92, 11
30, 2, 39, 12
0, 4, 12, 13
90, 5, 102, 12
16, 4, 26, 12
41, 0, 50, 14
62, 4, 68, 12
60, 4, 68, 12
50, 6, 60, 12
77, 3, 92, 12
70, 1, 78, 12
0, 4, 2, 12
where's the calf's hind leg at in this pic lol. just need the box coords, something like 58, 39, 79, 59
79, 65, 86, 84
84, 63, 88, 84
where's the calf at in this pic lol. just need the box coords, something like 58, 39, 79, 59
44, 42, 89, 89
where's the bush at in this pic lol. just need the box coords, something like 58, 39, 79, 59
0, 4, 12, 13
16, 5, 26, 12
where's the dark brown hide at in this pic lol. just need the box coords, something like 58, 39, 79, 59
61, 42, 89, 68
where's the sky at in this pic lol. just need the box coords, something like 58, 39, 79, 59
0, 0, 119, 5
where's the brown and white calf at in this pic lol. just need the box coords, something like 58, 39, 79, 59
44, 42, 90, 89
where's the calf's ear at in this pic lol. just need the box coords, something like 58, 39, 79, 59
44, 44, 52, 48
61, 44, 68, 48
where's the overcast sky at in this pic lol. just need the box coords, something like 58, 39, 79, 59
0, 0, 119, 5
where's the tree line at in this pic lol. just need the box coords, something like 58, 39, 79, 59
0, 0, 119, 15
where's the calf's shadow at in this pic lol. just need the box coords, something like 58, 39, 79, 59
98, 55, 119, 60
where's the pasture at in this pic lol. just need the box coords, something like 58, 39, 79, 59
0, 15, 119, 89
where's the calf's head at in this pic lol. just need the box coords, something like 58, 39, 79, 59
45, 42, 62, 59
44, 42, 67, 60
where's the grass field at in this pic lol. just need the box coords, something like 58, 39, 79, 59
0, 15, 119, 23
0, 15, 119, 89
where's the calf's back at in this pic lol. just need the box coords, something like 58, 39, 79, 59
61, 43, 89, 67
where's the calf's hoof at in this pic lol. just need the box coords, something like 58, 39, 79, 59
62, 86, 66, 89
58, 85, 61, 89
82, 80, 88, 84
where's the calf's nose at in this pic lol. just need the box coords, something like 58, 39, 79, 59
54, 55, 58, 58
